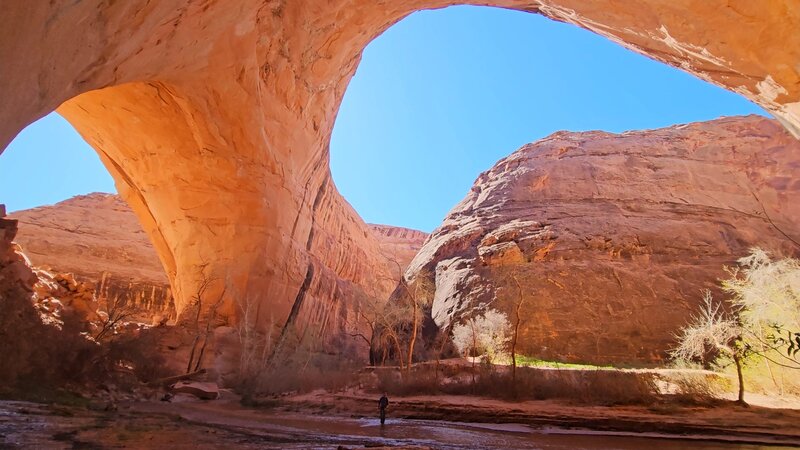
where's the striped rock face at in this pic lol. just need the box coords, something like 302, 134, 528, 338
0, 2, 798, 354
405, 116, 800, 365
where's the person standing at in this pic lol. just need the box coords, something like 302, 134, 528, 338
378, 393, 389, 425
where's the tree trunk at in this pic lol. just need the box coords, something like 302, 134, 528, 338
510, 275, 525, 395
733, 351, 747, 405
470, 319, 477, 389
511, 301, 523, 387
434, 324, 451, 383
368, 329, 376, 366
390, 333, 404, 370
407, 301, 418, 371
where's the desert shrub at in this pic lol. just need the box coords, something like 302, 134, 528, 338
466, 367, 659, 405
96, 330, 171, 385
375, 369, 441, 396
0, 286, 171, 399
234, 299, 361, 399
255, 352, 359, 395
662, 371, 727, 406
452, 309, 510, 363
576, 370, 659, 405
0, 288, 100, 391
368, 363, 659, 406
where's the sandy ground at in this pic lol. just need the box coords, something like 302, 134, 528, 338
279, 388, 800, 444
2, 389, 800, 449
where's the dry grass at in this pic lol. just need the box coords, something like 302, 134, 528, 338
374, 363, 660, 406
0, 286, 170, 400
659, 371, 729, 406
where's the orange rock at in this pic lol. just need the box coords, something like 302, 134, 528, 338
12, 193, 425, 360
12, 194, 175, 320
0, 2, 798, 356
406, 116, 800, 365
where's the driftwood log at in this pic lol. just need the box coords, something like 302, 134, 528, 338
147, 368, 207, 388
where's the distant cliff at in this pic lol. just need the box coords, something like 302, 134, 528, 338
405, 116, 800, 365
10, 193, 428, 327
10, 193, 175, 319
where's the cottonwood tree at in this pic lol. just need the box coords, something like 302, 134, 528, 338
397, 270, 435, 371
452, 309, 512, 364
496, 268, 529, 386
378, 296, 409, 369
236, 294, 277, 399
723, 248, 800, 372
347, 290, 408, 367
671, 291, 749, 404
672, 248, 800, 404
185, 265, 227, 374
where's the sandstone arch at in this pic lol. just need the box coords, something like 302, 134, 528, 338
1, 1, 798, 331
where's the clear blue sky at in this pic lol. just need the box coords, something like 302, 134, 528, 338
1, 6, 766, 231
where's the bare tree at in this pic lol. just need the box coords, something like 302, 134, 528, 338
378, 297, 409, 369
433, 322, 453, 381
94, 292, 136, 342
236, 294, 276, 399
185, 265, 226, 374
397, 271, 435, 371
672, 291, 748, 404
346, 292, 386, 366
500, 270, 528, 387
452, 309, 512, 366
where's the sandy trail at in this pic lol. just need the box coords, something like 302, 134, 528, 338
132, 398, 800, 449
2, 394, 800, 449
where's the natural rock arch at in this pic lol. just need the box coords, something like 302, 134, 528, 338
1, 1, 798, 330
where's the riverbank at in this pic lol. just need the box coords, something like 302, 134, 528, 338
274, 389, 800, 446
3, 388, 799, 449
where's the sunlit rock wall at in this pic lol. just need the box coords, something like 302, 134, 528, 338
406, 116, 800, 364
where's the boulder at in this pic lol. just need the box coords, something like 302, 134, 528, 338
170, 381, 220, 400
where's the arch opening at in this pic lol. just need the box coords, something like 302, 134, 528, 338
0, 0, 797, 378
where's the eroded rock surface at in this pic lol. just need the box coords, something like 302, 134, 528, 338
10, 193, 425, 358
0, 205, 37, 302
369, 225, 429, 278
405, 116, 800, 364
0, 1, 798, 360
11, 194, 174, 320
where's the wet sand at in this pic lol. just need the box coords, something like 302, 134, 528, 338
2, 397, 798, 449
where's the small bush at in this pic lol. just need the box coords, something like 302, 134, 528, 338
662, 371, 727, 406
238, 350, 361, 400
369, 363, 659, 406
0, 286, 172, 399
376, 369, 440, 396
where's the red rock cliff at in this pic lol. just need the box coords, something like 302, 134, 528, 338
11, 194, 174, 319
0, 1, 798, 362
405, 115, 800, 365
10, 193, 426, 350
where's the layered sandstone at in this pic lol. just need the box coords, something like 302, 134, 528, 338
0, 205, 37, 302
405, 115, 800, 365
10, 193, 425, 349
369, 225, 429, 278
11, 194, 174, 319
0, 205, 100, 338
1, 1, 798, 363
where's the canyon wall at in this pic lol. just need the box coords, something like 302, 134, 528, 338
0, 1, 798, 354
0, 205, 38, 305
10, 193, 426, 344
369, 225, 430, 279
10, 194, 174, 319
405, 115, 800, 365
